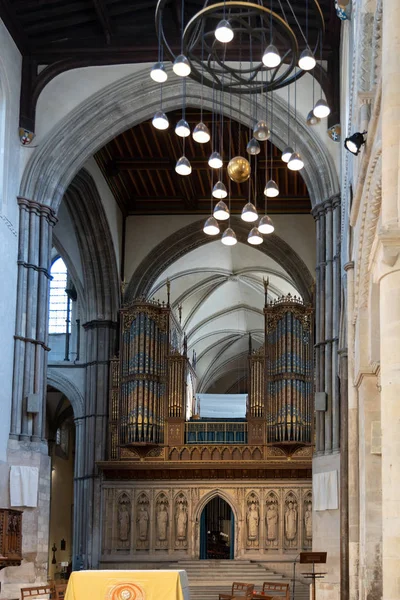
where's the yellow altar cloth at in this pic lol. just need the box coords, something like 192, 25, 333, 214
64, 570, 189, 600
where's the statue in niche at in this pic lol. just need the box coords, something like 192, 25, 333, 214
247, 501, 259, 543
266, 503, 278, 545
157, 503, 169, 542
137, 505, 149, 541
304, 501, 312, 540
118, 502, 131, 542
285, 500, 298, 544
175, 503, 188, 541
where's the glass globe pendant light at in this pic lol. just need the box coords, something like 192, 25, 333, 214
152, 110, 169, 130
221, 227, 237, 246
212, 181, 228, 199
175, 156, 192, 175
241, 202, 258, 222
150, 62, 168, 83
287, 152, 304, 171
264, 180, 279, 198
213, 200, 230, 220
175, 119, 190, 137
246, 138, 261, 155
281, 146, 294, 163
248, 227, 263, 245
215, 19, 234, 43
253, 120, 270, 141
203, 216, 220, 235
298, 48, 316, 71
192, 122, 211, 143
173, 54, 191, 77
262, 45, 281, 68
258, 215, 275, 234
208, 151, 223, 169
313, 99, 331, 119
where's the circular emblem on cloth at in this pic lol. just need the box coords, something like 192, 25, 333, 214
107, 583, 145, 600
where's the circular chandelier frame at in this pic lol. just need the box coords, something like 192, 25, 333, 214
155, 0, 325, 94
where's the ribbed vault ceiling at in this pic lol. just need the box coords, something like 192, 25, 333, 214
150, 240, 299, 394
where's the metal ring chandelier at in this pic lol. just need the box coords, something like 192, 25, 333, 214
155, 0, 325, 94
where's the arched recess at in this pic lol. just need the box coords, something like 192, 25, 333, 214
47, 370, 84, 419
194, 489, 239, 559
61, 168, 120, 323
126, 217, 314, 304
20, 67, 338, 213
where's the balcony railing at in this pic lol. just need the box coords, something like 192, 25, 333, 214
185, 421, 248, 444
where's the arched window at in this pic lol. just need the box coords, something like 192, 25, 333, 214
49, 257, 69, 334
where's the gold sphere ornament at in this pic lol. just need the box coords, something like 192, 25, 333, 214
227, 156, 251, 183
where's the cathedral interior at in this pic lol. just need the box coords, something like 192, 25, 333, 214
0, 1, 394, 600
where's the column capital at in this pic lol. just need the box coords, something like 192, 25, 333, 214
17, 196, 58, 226
82, 319, 118, 331
311, 194, 341, 219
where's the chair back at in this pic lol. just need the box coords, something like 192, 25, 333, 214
231, 582, 255, 598
20, 585, 54, 600
262, 582, 290, 600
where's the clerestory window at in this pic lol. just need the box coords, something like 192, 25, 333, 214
49, 257, 69, 334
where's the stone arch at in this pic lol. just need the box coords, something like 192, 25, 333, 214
47, 370, 85, 419
194, 488, 240, 524
126, 217, 314, 304
20, 67, 338, 213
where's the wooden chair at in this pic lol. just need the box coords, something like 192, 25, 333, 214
257, 582, 290, 600
20, 584, 54, 600
219, 582, 255, 600
54, 583, 68, 600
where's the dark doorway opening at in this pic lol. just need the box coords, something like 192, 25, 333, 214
200, 496, 234, 559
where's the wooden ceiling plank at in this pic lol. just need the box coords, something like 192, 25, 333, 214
92, 0, 113, 44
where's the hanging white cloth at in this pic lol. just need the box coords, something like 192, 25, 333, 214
10, 465, 39, 507
313, 470, 338, 511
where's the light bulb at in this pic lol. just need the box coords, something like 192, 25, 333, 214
306, 110, 320, 126
175, 156, 192, 175
152, 110, 169, 130
258, 215, 275, 234
281, 146, 294, 163
173, 54, 191, 77
262, 44, 281, 68
313, 99, 331, 119
221, 227, 237, 246
213, 200, 230, 221
192, 122, 211, 143
248, 227, 263, 245
175, 119, 190, 137
246, 138, 261, 155
215, 19, 234, 43
241, 202, 258, 222
150, 62, 168, 83
298, 48, 316, 71
208, 151, 223, 169
212, 181, 228, 199
203, 216, 220, 235
264, 180, 279, 198
253, 120, 270, 141
288, 152, 304, 171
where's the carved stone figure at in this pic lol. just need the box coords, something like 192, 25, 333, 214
157, 503, 169, 541
175, 503, 188, 541
137, 505, 149, 541
285, 501, 297, 541
304, 501, 312, 539
247, 501, 259, 542
118, 503, 130, 541
266, 503, 278, 542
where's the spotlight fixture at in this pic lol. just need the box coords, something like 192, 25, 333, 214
264, 180, 279, 198
258, 215, 275, 234
173, 54, 191, 77
212, 181, 228, 199
152, 110, 169, 130
221, 227, 237, 246
150, 62, 168, 83
298, 48, 316, 71
246, 138, 261, 155
262, 44, 281, 68
175, 119, 190, 137
306, 110, 320, 126
208, 151, 223, 169
203, 216, 220, 235
213, 200, 230, 220
344, 131, 367, 155
175, 156, 192, 175
253, 120, 270, 141
313, 99, 330, 119
215, 19, 234, 43
287, 152, 304, 171
192, 122, 211, 143
241, 202, 258, 222
248, 227, 263, 245
281, 146, 294, 163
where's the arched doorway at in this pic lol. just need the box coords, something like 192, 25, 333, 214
200, 496, 234, 560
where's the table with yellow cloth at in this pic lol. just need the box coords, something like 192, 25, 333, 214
64, 570, 189, 600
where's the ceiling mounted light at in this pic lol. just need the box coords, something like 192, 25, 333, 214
221, 227, 237, 246
298, 48, 316, 71
264, 180, 279, 198
175, 119, 190, 137
258, 215, 275, 234
208, 151, 223, 169
150, 62, 168, 83
241, 202, 258, 222
215, 19, 234, 43
306, 110, 320, 126
248, 227, 263, 245
173, 54, 191, 77
313, 99, 331, 119
262, 44, 281, 68
253, 120, 270, 141
246, 138, 261, 155
344, 131, 367, 155
281, 146, 294, 163
287, 152, 304, 171
175, 156, 192, 175
152, 110, 169, 130
192, 122, 211, 143
212, 181, 228, 199
203, 216, 220, 235
213, 200, 230, 220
